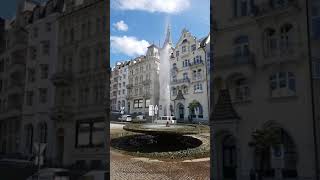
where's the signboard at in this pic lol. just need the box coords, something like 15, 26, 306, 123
154, 105, 158, 115
149, 105, 154, 116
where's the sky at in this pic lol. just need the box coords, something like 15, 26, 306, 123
0, 1, 17, 19
110, 0, 210, 67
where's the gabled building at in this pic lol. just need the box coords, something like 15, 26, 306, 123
169, 29, 210, 123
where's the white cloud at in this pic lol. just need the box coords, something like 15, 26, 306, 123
113, 20, 128, 31
110, 36, 150, 57
113, 0, 190, 14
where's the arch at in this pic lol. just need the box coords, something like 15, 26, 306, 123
37, 122, 47, 143
252, 121, 298, 178
25, 124, 33, 153
176, 103, 185, 120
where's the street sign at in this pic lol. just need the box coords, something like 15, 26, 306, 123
149, 105, 154, 116
154, 105, 158, 115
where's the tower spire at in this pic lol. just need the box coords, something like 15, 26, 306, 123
163, 24, 172, 48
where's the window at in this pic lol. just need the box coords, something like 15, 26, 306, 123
313, 61, 320, 79
280, 24, 293, 51
183, 86, 188, 94
40, 64, 48, 79
234, 0, 253, 17
194, 55, 202, 64
76, 120, 105, 148
145, 99, 150, 108
234, 78, 250, 101
197, 69, 202, 80
29, 47, 37, 60
194, 83, 203, 92
39, 88, 47, 103
38, 123, 47, 143
26, 91, 34, 106
191, 44, 196, 51
234, 36, 249, 61
122, 89, 125, 94
270, 72, 296, 97
45, 22, 52, 32
182, 45, 187, 53
264, 29, 277, 56
134, 99, 143, 108
183, 72, 188, 80
183, 59, 189, 67
172, 87, 177, 96
33, 27, 38, 38
176, 51, 179, 57
193, 70, 197, 80
28, 69, 36, 82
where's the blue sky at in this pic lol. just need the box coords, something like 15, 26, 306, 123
0, 1, 17, 19
110, 0, 210, 67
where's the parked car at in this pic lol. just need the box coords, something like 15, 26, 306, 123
155, 116, 177, 124
118, 115, 132, 122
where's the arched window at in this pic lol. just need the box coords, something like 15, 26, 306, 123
234, 35, 249, 63
264, 28, 277, 56
234, 78, 250, 101
38, 123, 47, 144
25, 124, 33, 153
280, 24, 293, 51
172, 87, 177, 96
233, 0, 253, 17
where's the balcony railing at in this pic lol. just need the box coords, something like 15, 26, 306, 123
143, 80, 151, 85
253, 0, 300, 17
51, 72, 73, 86
50, 105, 74, 121
214, 53, 256, 69
171, 78, 190, 85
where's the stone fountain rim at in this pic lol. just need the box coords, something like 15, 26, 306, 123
123, 123, 208, 135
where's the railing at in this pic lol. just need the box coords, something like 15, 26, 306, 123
253, 0, 299, 17
214, 53, 256, 69
143, 80, 151, 85
51, 72, 73, 85
171, 78, 190, 85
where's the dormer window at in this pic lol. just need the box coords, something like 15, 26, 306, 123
182, 46, 187, 53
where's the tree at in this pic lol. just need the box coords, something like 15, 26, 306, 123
248, 127, 281, 180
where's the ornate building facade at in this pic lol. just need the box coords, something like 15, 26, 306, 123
126, 45, 160, 117
52, 0, 108, 168
212, 0, 319, 179
169, 29, 210, 123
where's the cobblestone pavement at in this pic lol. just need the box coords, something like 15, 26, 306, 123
110, 123, 210, 180
110, 151, 210, 180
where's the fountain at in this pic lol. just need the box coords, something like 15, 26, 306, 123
110, 25, 210, 160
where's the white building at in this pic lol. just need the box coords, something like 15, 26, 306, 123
21, 0, 62, 164
110, 61, 129, 113
169, 29, 210, 123
127, 45, 160, 116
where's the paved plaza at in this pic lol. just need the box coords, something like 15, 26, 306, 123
110, 123, 210, 180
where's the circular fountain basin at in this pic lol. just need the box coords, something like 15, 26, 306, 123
123, 123, 208, 135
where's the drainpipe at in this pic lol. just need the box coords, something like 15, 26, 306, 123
200, 42, 210, 122
306, 0, 320, 179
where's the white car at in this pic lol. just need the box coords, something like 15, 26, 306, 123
119, 115, 132, 122
155, 116, 177, 124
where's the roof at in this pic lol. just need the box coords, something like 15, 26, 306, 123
148, 44, 158, 49
213, 89, 240, 120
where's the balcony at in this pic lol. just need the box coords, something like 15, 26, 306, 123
262, 43, 303, 67
253, 0, 300, 19
214, 53, 256, 69
171, 78, 190, 85
51, 72, 73, 86
143, 80, 151, 85
126, 84, 133, 89
50, 105, 74, 122
189, 61, 204, 68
